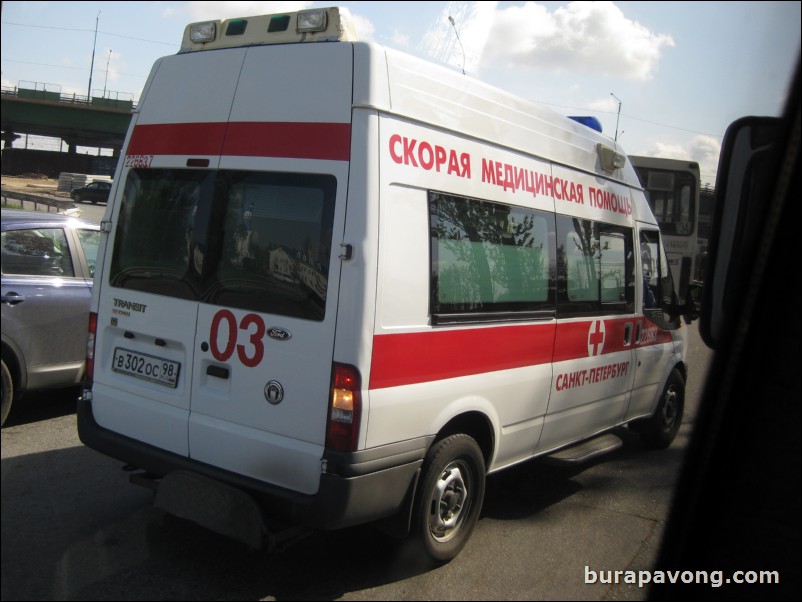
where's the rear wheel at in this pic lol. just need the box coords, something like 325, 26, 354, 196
1, 359, 13, 427
631, 368, 685, 449
412, 434, 485, 564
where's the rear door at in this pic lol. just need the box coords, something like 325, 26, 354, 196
188, 171, 343, 494
185, 44, 353, 494
92, 48, 248, 458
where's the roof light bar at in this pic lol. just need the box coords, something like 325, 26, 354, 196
179, 6, 358, 53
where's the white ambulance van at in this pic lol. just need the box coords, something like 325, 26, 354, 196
78, 7, 695, 563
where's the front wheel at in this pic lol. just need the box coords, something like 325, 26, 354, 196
412, 434, 485, 564
631, 368, 685, 449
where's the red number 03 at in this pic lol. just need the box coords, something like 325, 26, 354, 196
209, 310, 265, 367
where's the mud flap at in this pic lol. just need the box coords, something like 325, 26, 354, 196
154, 470, 267, 550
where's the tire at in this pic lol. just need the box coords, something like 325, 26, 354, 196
1, 359, 13, 427
631, 368, 685, 449
411, 434, 486, 564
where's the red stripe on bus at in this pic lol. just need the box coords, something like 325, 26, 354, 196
127, 122, 351, 161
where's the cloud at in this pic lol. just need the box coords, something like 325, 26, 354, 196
483, 1, 674, 80
587, 95, 619, 113
350, 13, 376, 41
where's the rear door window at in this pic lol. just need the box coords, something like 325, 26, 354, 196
110, 169, 336, 320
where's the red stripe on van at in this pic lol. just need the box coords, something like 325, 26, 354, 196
126, 122, 351, 161
128, 123, 228, 156
369, 324, 556, 390
370, 317, 675, 390
223, 122, 351, 161
552, 318, 634, 362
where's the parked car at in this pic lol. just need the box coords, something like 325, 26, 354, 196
1, 209, 100, 425
70, 180, 111, 204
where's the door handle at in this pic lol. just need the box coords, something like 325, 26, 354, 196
206, 365, 230, 379
1, 292, 26, 305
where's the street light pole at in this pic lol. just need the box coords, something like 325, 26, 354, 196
103, 49, 112, 97
87, 10, 101, 100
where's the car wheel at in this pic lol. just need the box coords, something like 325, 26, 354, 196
1, 359, 13, 427
631, 368, 685, 449
411, 434, 485, 564
74, 194, 82, 203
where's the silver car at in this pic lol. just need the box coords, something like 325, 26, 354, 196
1, 209, 100, 425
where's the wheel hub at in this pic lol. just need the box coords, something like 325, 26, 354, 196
429, 462, 469, 542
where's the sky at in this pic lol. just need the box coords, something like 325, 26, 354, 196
2, 1, 800, 186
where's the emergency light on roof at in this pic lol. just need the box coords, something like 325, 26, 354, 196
568, 116, 603, 133
180, 6, 358, 53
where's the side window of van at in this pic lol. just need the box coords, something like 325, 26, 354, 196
429, 191, 555, 323
556, 215, 634, 317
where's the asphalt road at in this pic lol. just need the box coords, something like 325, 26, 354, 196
1, 324, 711, 601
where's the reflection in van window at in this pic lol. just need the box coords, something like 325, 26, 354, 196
556, 216, 634, 316
111, 169, 211, 300
211, 172, 336, 320
429, 191, 554, 319
110, 169, 336, 321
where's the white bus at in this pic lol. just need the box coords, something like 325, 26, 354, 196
629, 156, 701, 298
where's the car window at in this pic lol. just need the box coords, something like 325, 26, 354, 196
76, 228, 100, 277
1, 227, 75, 277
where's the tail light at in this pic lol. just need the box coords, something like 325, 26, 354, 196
85, 312, 98, 386
326, 363, 361, 452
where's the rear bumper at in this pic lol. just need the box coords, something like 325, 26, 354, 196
77, 397, 428, 530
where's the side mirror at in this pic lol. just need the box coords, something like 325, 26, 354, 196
699, 117, 780, 348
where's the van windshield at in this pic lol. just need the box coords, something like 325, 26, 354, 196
110, 169, 337, 321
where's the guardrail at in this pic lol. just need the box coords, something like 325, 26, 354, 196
1, 189, 81, 216
1, 85, 137, 111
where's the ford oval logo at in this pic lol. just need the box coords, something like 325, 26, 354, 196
268, 327, 292, 341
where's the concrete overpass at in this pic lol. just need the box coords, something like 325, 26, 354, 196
1, 86, 134, 153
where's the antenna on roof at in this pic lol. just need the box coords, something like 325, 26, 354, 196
448, 16, 466, 75
610, 92, 623, 142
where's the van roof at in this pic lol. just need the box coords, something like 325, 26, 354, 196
174, 5, 639, 188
